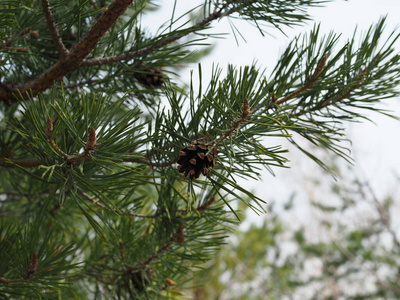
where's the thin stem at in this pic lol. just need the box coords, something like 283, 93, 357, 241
0, 157, 43, 168
74, 184, 159, 218
119, 239, 127, 263
361, 181, 400, 253
126, 226, 181, 272
0, 252, 38, 284
274, 55, 327, 105
294, 67, 368, 117
318, 67, 367, 109
41, 0, 69, 60
215, 98, 252, 146
0, 277, 24, 284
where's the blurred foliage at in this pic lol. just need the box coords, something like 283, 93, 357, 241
188, 172, 400, 299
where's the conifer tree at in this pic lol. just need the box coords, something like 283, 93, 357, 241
1, 0, 400, 298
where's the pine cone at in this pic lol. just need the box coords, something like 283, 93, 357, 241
133, 66, 164, 87
177, 138, 217, 180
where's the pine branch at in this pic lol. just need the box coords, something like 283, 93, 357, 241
79, 2, 230, 68
0, 0, 133, 104
41, 0, 68, 60
293, 66, 368, 117
0, 0, 325, 104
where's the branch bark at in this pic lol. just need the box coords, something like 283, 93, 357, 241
0, 0, 133, 104
41, 0, 68, 60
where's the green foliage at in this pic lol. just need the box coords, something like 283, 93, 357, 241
0, 0, 400, 298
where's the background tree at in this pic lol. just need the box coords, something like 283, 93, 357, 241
1, 0, 400, 298
190, 166, 400, 300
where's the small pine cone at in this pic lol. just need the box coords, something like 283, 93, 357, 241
133, 66, 164, 87
177, 138, 217, 180
30, 30, 39, 40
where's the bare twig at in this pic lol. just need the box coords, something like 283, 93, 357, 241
41, 0, 68, 59
361, 181, 400, 253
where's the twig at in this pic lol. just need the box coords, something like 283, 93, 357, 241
0, 27, 32, 49
274, 55, 327, 105
41, 0, 69, 60
293, 67, 368, 117
46, 116, 69, 159
74, 184, 159, 218
46, 117, 97, 163
361, 181, 400, 253
0, 157, 43, 168
126, 226, 182, 273
26, 252, 38, 279
318, 67, 368, 109
61, 78, 105, 89
0, 277, 23, 284
197, 196, 215, 211
90, 0, 99, 9
119, 239, 127, 263
215, 98, 252, 146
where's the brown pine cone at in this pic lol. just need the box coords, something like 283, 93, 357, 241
177, 138, 217, 180
133, 66, 164, 87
